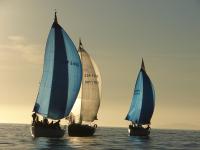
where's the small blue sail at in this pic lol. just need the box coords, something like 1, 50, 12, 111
33, 13, 82, 120
126, 59, 155, 124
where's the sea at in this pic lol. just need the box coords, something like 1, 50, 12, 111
0, 124, 199, 150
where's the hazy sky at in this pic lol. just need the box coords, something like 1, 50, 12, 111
0, 0, 200, 130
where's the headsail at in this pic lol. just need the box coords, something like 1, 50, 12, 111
126, 59, 155, 124
33, 13, 82, 120
71, 40, 101, 123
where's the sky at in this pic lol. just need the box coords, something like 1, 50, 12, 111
0, 0, 200, 130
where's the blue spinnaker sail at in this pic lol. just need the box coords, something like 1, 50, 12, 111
126, 60, 155, 124
33, 13, 82, 120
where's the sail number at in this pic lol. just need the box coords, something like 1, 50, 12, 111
67, 60, 80, 67
84, 73, 98, 78
84, 73, 99, 84
85, 80, 99, 84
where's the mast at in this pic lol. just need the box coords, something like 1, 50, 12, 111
54, 10, 58, 23
78, 39, 83, 124
69, 39, 84, 124
141, 58, 145, 71
79, 38, 83, 50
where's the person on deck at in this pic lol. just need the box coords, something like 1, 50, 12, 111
132, 122, 136, 127
43, 118, 49, 127
138, 124, 142, 129
49, 121, 54, 127
54, 120, 61, 129
146, 125, 150, 130
68, 113, 75, 124
32, 112, 39, 126
129, 124, 133, 130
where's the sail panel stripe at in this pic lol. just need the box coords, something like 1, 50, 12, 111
125, 68, 155, 125
33, 28, 55, 116
48, 24, 68, 119
61, 29, 82, 116
139, 70, 155, 124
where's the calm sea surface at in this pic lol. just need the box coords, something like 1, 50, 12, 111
0, 124, 199, 150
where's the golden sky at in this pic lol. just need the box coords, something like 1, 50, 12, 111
0, 0, 200, 130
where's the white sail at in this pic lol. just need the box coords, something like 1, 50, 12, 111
70, 85, 82, 123
71, 41, 101, 123
70, 53, 82, 123
91, 57, 102, 100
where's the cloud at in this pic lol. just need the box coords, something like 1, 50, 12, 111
0, 35, 43, 69
8, 35, 25, 43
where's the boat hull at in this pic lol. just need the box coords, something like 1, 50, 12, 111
68, 124, 96, 137
128, 126, 150, 136
31, 126, 65, 138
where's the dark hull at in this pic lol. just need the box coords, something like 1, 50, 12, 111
128, 127, 150, 136
68, 124, 96, 137
31, 126, 65, 138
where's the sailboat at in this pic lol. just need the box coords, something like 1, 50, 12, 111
125, 59, 155, 136
31, 12, 82, 138
67, 39, 102, 137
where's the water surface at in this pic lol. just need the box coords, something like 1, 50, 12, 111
0, 124, 199, 149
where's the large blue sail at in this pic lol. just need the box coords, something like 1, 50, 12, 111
33, 13, 82, 120
126, 60, 155, 124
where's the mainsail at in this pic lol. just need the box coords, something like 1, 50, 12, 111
126, 59, 155, 125
33, 13, 82, 120
71, 40, 102, 123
